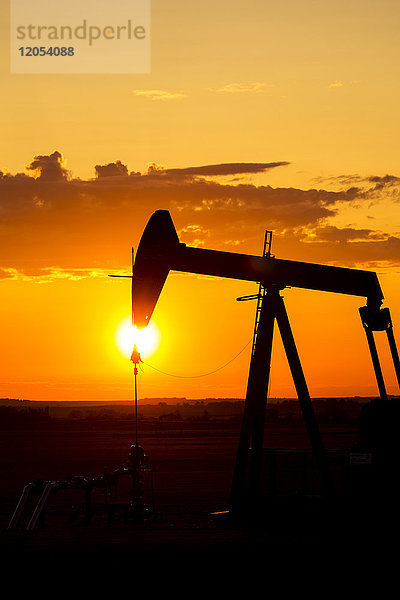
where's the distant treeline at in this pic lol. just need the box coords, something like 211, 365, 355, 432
20, 398, 375, 425
1, 397, 397, 426
0, 405, 51, 427
74, 398, 384, 425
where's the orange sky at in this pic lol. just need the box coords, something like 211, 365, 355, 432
1, 0, 400, 401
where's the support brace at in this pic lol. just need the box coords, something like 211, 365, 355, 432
230, 289, 333, 514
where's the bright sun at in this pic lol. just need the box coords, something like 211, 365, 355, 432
115, 316, 160, 360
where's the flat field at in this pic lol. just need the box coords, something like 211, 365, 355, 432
0, 417, 392, 561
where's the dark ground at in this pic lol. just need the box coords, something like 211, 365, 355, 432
0, 417, 398, 565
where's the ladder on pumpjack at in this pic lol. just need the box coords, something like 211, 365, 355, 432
237, 230, 274, 358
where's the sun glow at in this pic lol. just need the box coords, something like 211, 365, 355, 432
115, 316, 160, 360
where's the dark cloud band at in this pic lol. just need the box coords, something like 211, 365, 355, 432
0, 152, 399, 277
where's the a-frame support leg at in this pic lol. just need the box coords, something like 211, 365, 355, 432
230, 291, 276, 513
386, 324, 400, 390
275, 295, 334, 496
230, 289, 333, 515
362, 325, 388, 401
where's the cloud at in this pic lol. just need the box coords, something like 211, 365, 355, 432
0, 268, 14, 280
95, 160, 128, 178
163, 162, 290, 178
1, 151, 399, 280
278, 228, 400, 269
0, 267, 111, 282
305, 225, 386, 243
178, 224, 210, 247
26, 151, 70, 181
311, 172, 400, 202
329, 81, 343, 88
215, 82, 271, 93
133, 89, 188, 100
366, 174, 400, 198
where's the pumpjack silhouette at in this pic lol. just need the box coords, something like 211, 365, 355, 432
131, 210, 400, 516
